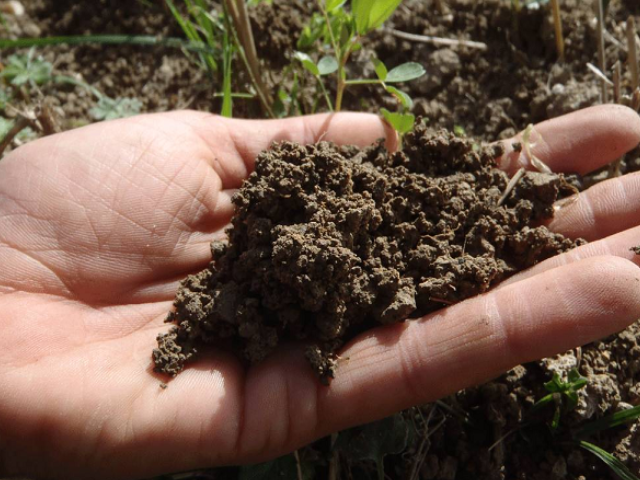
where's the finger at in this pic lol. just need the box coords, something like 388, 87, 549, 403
499, 224, 640, 288
313, 255, 640, 435
176, 111, 398, 189
547, 171, 640, 241
498, 105, 640, 175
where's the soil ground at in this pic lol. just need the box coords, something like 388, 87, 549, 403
2, 0, 640, 479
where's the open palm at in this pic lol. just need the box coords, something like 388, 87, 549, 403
1, 107, 640, 480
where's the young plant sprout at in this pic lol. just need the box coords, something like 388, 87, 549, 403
296, 0, 425, 136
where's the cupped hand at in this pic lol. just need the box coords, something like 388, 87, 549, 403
1, 106, 639, 480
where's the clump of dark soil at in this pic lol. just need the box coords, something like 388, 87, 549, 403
153, 125, 583, 382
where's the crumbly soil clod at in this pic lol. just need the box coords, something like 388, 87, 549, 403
153, 125, 583, 382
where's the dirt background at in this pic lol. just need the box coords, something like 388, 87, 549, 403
2, 0, 640, 479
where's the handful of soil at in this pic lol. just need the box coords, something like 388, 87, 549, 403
153, 125, 583, 383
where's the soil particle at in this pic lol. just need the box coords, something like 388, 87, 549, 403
153, 125, 582, 381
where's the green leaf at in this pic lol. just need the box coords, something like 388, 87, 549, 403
385, 62, 426, 83
335, 413, 410, 466
374, 58, 388, 81
381, 108, 415, 134
579, 441, 640, 480
0, 52, 53, 86
575, 404, 640, 438
368, 0, 404, 31
453, 125, 466, 137
317, 56, 339, 75
326, 0, 346, 11
352, 0, 403, 34
294, 51, 320, 76
385, 85, 412, 109
351, 0, 373, 35
90, 96, 142, 121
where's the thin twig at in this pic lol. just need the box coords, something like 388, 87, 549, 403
551, 0, 565, 62
613, 60, 621, 104
0, 115, 30, 157
595, 0, 608, 103
633, 87, 640, 111
386, 28, 488, 51
37, 102, 59, 135
628, 17, 639, 93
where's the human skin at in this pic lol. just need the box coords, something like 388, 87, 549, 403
1, 105, 640, 479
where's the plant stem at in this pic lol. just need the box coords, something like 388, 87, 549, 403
223, 0, 273, 117
335, 40, 357, 112
550, 0, 565, 62
317, 76, 334, 111
595, 0, 608, 103
0, 115, 31, 157
628, 16, 639, 93
320, 3, 345, 111
345, 79, 382, 86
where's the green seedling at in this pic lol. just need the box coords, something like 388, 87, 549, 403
165, 0, 221, 75
528, 369, 640, 480
0, 50, 53, 87
295, 0, 425, 137
531, 368, 587, 430
90, 96, 142, 121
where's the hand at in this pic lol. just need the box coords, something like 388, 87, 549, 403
0, 106, 639, 479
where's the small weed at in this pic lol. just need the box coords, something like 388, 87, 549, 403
530, 367, 587, 430
294, 0, 425, 137
527, 368, 640, 480
0, 50, 52, 87
90, 96, 143, 121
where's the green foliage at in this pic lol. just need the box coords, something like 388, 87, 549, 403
453, 125, 466, 137
351, 0, 403, 35
238, 453, 316, 480
90, 96, 143, 121
165, 0, 221, 74
293, 0, 424, 135
385, 62, 425, 83
575, 404, 640, 438
579, 441, 640, 480
0, 51, 53, 86
532, 368, 587, 430
334, 413, 411, 480
381, 108, 415, 135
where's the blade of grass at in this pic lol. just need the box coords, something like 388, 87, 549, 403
574, 404, 640, 438
223, 0, 273, 117
166, 0, 218, 74
579, 441, 640, 480
221, 5, 233, 117
595, 0, 608, 103
0, 34, 218, 55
